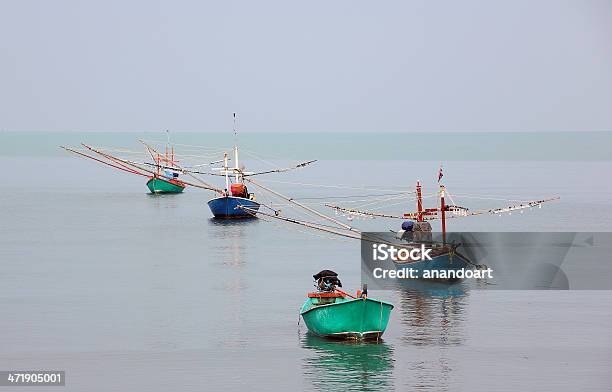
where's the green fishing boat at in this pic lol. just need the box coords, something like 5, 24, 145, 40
146, 176, 185, 194
62, 132, 192, 195
144, 140, 186, 194
300, 270, 394, 340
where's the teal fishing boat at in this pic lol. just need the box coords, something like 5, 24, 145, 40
146, 175, 185, 194
142, 138, 186, 194
61, 132, 196, 195
300, 271, 394, 340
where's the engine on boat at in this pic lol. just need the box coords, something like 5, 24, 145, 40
313, 270, 342, 292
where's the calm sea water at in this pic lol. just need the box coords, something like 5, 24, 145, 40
1, 133, 611, 391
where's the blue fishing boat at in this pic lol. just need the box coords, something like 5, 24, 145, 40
205, 113, 260, 219
386, 187, 473, 281
392, 242, 471, 281
246, 168, 559, 284
205, 114, 316, 219
208, 195, 260, 218
206, 143, 261, 218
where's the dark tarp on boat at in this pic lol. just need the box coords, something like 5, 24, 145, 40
313, 270, 342, 289
401, 220, 414, 231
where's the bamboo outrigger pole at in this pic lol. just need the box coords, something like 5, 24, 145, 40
60, 146, 149, 177
79, 144, 225, 194
244, 177, 358, 232
239, 206, 415, 248
239, 205, 361, 240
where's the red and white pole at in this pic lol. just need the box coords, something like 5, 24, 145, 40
416, 181, 423, 222
440, 185, 446, 243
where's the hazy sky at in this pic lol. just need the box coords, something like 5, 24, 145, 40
1, 0, 610, 132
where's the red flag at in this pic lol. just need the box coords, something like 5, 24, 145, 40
438, 163, 443, 182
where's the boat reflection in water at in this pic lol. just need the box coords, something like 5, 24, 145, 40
395, 281, 468, 391
397, 280, 468, 347
301, 333, 395, 392
205, 217, 258, 349
208, 217, 260, 267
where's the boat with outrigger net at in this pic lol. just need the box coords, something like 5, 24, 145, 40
201, 115, 316, 218
61, 115, 317, 218
140, 139, 186, 193
327, 180, 558, 280
241, 172, 557, 339
236, 169, 559, 280
61, 135, 222, 195
171, 114, 317, 218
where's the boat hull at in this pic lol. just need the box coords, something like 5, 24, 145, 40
207, 196, 260, 218
300, 297, 394, 339
393, 251, 470, 281
146, 177, 185, 194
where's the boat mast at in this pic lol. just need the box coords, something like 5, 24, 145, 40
156, 151, 161, 177
440, 185, 447, 243
223, 151, 230, 193
166, 129, 175, 167
165, 130, 169, 165
233, 112, 240, 183
416, 180, 423, 222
